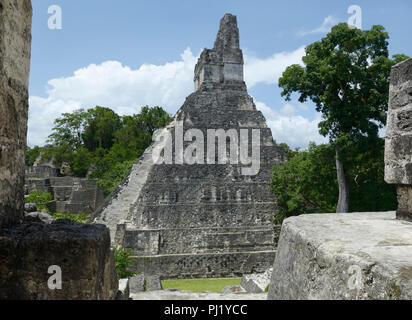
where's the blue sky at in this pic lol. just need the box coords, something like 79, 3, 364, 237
28, 0, 412, 148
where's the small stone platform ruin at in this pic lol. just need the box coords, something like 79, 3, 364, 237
25, 165, 105, 214
93, 14, 285, 279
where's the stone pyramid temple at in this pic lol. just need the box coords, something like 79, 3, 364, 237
93, 13, 286, 278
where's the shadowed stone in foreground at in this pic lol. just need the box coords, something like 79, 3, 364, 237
0, 0, 119, 300
0, 219, 118, 300
267, 212, 412, 300
0, 0, 33, 227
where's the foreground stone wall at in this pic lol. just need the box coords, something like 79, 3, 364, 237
0, 220, 118, 299
385, 58, 412, 221
267, 212, 412, 300
0, 0, 32, 227
0, 1, 118, 300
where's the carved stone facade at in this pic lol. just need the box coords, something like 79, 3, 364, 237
194, 14, 244, 90
93, 14, 285, 278
385, 57, 412, 221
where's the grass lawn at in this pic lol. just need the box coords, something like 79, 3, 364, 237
161, 277, 242, 293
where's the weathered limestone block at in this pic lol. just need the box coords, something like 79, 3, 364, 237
0, 219, 118, 299
241, 268, 272, 293
24, 211, 55, 224
0, 0, 32, 227
116, 278, 130, 300
24, 202, 37, 213
221, 285, 245, 294
128, 273, 162, 294
129, 274, 145, 293
146, 275, 163, 291
385, 58, 412, 221
267, 212, 412, 300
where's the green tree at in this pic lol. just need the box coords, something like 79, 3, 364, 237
113, 247, 138, 279
25, 145, 41, 166
346, 138, 397, 212
96, 159, 136, 196
114, 106, 171, 155
278, 23, 408, 212
271, 141, 397, 223
91, 106, 171, 194
47, 108, 87, 149
278, 143, 300, 160
25, 190, 53, 212
82, 106, 122, 151
41, 142, 75, 168
271, 143, 338, 223
44, 105, 171, 194
71, 147, 92, 177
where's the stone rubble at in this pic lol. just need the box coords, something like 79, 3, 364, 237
116, 278, 130, 300
241, 268, 272, 293
24, 211, 55, 224
129, 273, 163, 294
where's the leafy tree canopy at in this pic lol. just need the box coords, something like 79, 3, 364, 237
278, 23, 408, 212
25, 145, 41, 166
271, 140, 396, 224
32, 105, 171, 195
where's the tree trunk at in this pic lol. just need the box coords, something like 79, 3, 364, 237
335, 147, 349, 213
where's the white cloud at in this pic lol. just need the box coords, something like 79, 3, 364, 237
28, 48, 198, 146
280, 103, 296, 115
255, 101, 328, 149
244, 46, 305, 88
28, 46, 310, 147
297, 15, 339, 37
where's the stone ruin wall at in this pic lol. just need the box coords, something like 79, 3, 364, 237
0, 0, 32, 227
25, 166, 105, 214
0, 0, 118, 299
385, 57, 412, 221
